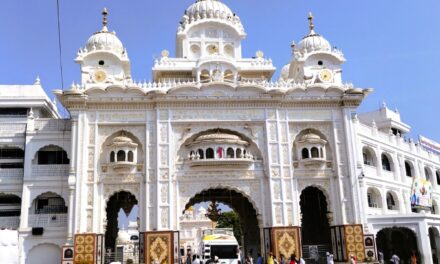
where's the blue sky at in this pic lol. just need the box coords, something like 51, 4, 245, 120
1, 0, 439, 142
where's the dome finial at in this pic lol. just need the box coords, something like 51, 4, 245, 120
308, 12, 315, 34
101, 7, 109, 32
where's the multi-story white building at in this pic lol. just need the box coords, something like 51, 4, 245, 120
0, 1, 439, 264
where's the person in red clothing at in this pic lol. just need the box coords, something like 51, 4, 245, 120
289, 254, 297, 264
350, 255, 357, 264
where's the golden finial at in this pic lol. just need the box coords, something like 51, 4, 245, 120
102, 8, 108, 30
308, 12, 314, 33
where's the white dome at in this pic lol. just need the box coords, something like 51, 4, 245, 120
180, 0, 245, 35
297, 32, 331, 53
86, 29, 124, 54
186, 0, 234, 19
116, 230, 131, 244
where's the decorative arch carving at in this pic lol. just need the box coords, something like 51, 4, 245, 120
30, 143, 70, 162
178, 181, 261, 218
29, 190, 68, 209
103, 184, 140, 204
297, 181, 332, 211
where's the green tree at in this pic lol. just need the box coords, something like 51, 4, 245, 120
216, 211, 243, 245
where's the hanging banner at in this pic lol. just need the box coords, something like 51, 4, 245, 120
410, 177, 432, 209
271, 227, 302, 259
143, 231, 175, 264
419, 135, 440, 155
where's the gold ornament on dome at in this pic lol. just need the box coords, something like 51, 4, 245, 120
94, 70, 107, 83
318, 69, 333, 83
161, 49, 170, 58
256, 50, 264, 58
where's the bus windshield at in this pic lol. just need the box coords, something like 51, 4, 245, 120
210, 245, 237, 259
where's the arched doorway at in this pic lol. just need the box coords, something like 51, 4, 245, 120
300, 186, 331, 262
376, 227, 419, 263
27, 243, 61, 264
105, 191, 138, 263
429, 227, 440, 264
183, 188, 261, 261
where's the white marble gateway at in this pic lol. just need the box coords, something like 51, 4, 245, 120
0, 1, 439, 264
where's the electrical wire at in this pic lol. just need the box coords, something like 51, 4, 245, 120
56, 0, 64, 90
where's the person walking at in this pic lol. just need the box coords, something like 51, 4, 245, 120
390, 253, 400, 264
378, 251, 384, 264
289, 254, 296, 264
410, 251, 417, 264
326, 252, 334, 264
349, 255, 357, 264
256, 253, 263, 264
279, 254, 286, 264
267, 252, 275, 264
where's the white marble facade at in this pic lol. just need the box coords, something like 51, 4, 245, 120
0, 1, 440, 264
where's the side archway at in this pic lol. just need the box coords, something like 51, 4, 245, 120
376, 227, 419, 263
26, 243, 61, 264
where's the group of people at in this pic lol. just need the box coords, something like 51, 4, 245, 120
249, 252, 305, 264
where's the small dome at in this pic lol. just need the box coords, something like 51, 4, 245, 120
296, 13, 331, 53
85, 8, 124, 55
191, 132, 248, 146
186, 0, 234, 19
197, 133, 241, 141
301, 132, 321, 141
297, 32, 331, 53
180, 0, 245, 35
298, 131, 327, 145
86, 30, 124, 54
113, 136, 133, 144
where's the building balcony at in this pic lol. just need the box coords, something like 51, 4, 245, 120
28, 213, 67, 228
0, 168, 23, 180
0, 216, 20, 229
31, 164, 69, 177
188, 157, 254, 167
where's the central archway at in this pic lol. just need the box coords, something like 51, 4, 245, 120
300, 186, 331, 262
105, 191, 138, 258
183, 188, 261, 261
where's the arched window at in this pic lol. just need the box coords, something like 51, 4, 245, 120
362, 147, 375, 166
381, 154, 391, 171
197, 149, 204, 159
117, 150, 126, 162
236, 149, 242, 158
33, 192, 67, 214
311, 147, 319, 158
36, 146, 69, 165
227, 148, 234, 158
425, 167, 431, 181
302, 148, 309, 159
437, 171, 440, 185
386, 192, 397, 210
110, 151, 115, 162
128, 151, 134, 162
206, 148, 214, 159
367, 187, 381, 208
405, 161, 413, 177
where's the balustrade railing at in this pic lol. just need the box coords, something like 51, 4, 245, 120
28, 213, 67, 227
0, 168, 23, 178
0, 216, 20, 229
31, 164, 69, 177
